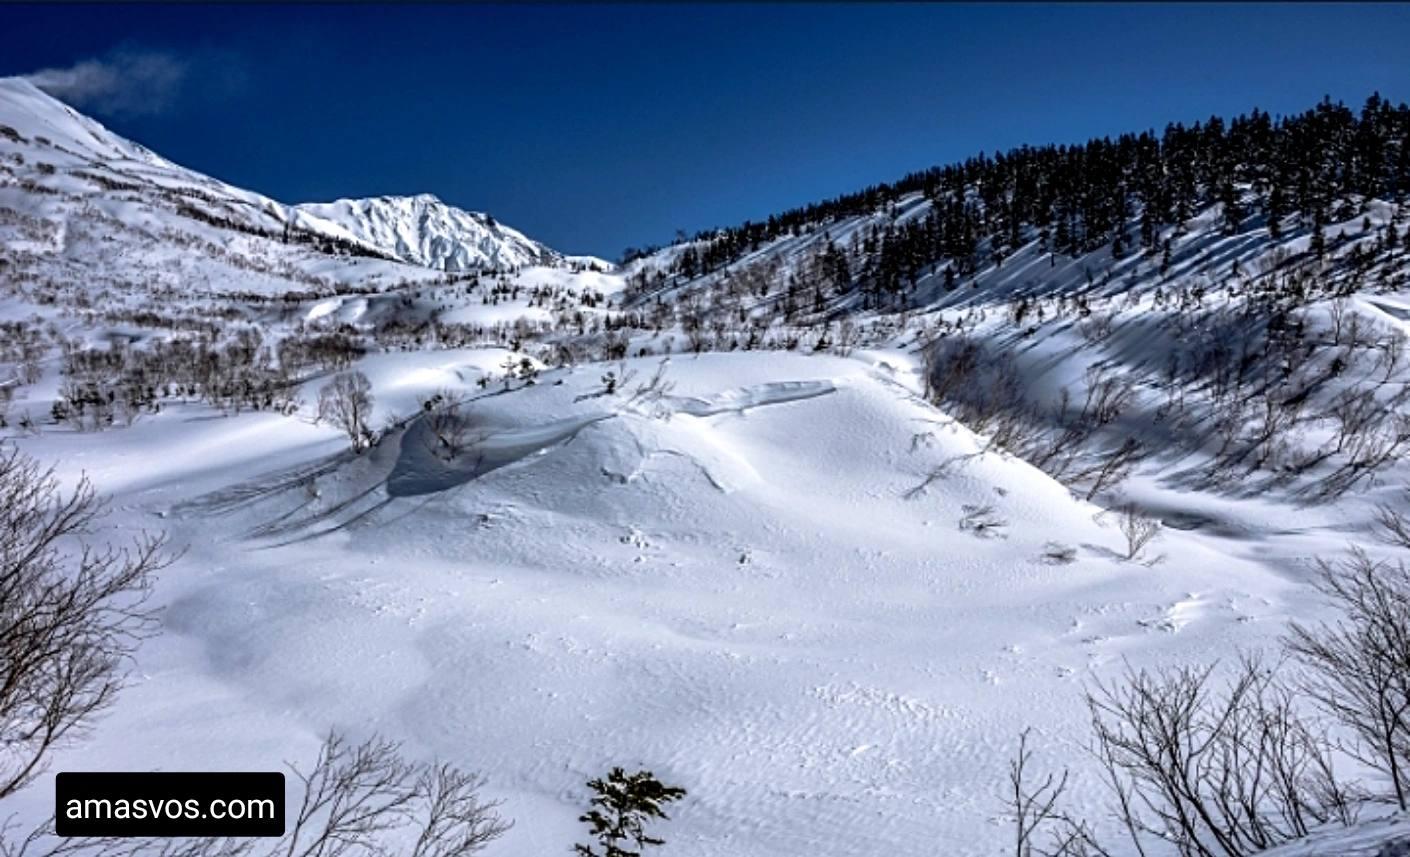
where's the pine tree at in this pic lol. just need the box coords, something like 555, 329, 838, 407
1311, 206, 1328, 260
1220, 177, 1244, 235
1267, 184, 1286, 241
575, 768, 686, 857
641, 93, 1410, 291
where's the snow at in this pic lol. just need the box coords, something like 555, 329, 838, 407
295, 194, 561, 273
2, 75, 1409, 857
0, 76, 554, 299
1261, 813, 1409, 857
4, 350, 1338, 856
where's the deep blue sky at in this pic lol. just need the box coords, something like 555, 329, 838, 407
4, 4, 1410, 257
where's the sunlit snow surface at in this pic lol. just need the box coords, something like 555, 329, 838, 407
2, 75, 1409, 855
7, 351, 1344, 856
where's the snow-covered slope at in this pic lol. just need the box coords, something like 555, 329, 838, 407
295, 194, 562, 272
0, 77, 401, 254
624, 187, 1408, 322
0, 77, 568, 300
3, 77, 1410, 857
1260, 813, 1408, 857
0, 76, 453, 301
0, 350, 1325, 857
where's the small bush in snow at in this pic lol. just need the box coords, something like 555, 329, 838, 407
1040, 542, 1078, 565
623, 359, 676, 420
1286, 549, 1410, 811
1114, 504, 1161, 562
1372, 497, 1410, 550
20, 731, 511, 857
575, 768, 686, 857
1085, 656, 1358, 855
959, 504, 1008, 538
0, 446, 172, 801
420, 389, 475, 461
318, 370, 375, 453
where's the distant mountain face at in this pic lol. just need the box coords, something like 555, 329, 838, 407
295, 194, 561, 273
0, 76, 570, 290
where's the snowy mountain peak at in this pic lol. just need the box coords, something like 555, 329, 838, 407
295, 194, 562, 273
1, 76, 565, 276
0, 75, 172, 169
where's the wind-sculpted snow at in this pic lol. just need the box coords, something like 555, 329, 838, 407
387, 412, 615, 497
14, 351, 1336, 856
180, 376, 840, 534
659, 379, 836, 417
1365, 297, 1410, 324
1257, 813, 1409, 857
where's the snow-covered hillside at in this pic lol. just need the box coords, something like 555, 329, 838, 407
3, 79, 1410, 857
296, 194, 564, 273
0, 76, 570, 295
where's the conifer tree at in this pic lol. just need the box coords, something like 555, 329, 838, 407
575, 768, 687, 857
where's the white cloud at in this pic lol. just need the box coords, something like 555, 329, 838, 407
28, 49, 189, 117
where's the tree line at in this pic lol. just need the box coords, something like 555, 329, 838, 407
650, 93, 1410, 306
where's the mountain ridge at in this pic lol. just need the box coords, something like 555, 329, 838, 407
0, 76, 568, 276
294, 192, 564, 273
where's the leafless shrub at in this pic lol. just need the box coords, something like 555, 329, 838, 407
1374, 496, 1410, 549
1328, 298, 1350, 345
19, 346, 44, 385
1343, 311, 1371, 354
924, 336, 1029, 435
1374, 330, 1407, 384
1025, 389, 1098, 480
833, 319, 862, 356
959, 503, 1008, 538
1077, 311, 1117, 344
988, 406, 1050, 459
1040, 542, 1078, 566
1315, 409, 1410, 499
1005, 730, 1109, 857
1216, 393, 1307, 475
1114, 504, 1161, 562
902, 452, 985, 499
1008, 728, 1064, 857
684, 323, 712, 354
1082, 365, 1135, 427
1323, 388, 1384, 456
923, 338, 1152, 498
925, 337, 1066, 469
283, 732, 511, 857
1209, 396, 1251, 462
10, 732, 511, 857
56, 335, 301, 422
1087, 656, 1357, 856
623, 359, 676, 419
1285, 549, 1410, 810
277, 333, 365, 375
575, 362, 638, 403
419, 389, 473, 461
1074, 437, 1146, 502
1006, 544, 1410, 856
0, 446, 172, 801
318, 371, 375, 453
